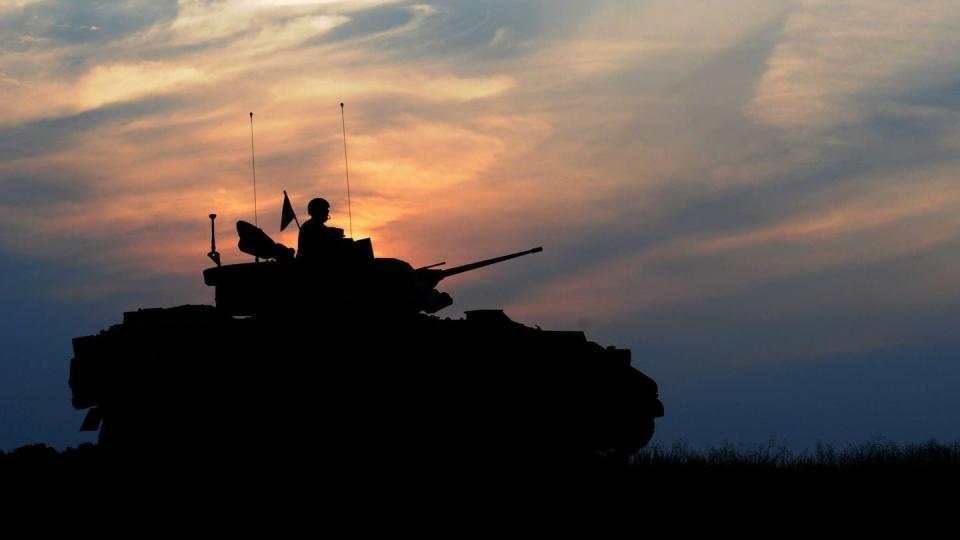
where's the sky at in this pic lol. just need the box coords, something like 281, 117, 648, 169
2, 0, 960, 452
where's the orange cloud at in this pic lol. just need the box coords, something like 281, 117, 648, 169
3, 0, 960, 374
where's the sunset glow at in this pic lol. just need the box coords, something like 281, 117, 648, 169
4, 0, 960, 450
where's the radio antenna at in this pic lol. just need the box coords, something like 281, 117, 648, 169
249, 111, 259, 262
340, 102, 354, 238
249, 112, 259, 227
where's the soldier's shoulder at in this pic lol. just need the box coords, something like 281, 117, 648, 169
300, 219, 324, 232
324, 226, 345, 239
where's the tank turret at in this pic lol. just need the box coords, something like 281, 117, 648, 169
203, 220, 542, 316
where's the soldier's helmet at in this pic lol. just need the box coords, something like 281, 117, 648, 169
308, 198, 330, 219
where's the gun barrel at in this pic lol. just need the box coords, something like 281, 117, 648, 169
439, 247, 542, 279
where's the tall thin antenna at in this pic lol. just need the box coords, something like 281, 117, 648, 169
249, 112, 259, 228
340, 102, 353, 239
249, 111, 259, 263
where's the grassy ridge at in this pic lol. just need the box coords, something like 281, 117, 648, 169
4, 440, 960, 506
4, 438, 960, 473
629, 439, 960, 470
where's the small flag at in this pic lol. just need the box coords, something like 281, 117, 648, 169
280, 190, 298, 231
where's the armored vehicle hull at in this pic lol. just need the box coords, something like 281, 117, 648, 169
71, 305, 663, 466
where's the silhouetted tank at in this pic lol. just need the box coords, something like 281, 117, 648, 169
69, 219, 664, 466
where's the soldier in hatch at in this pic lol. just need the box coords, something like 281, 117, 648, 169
296, 197, 345, 266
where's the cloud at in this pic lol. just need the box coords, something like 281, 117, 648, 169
277, 72, 515, 104
0, 0, 178, 50
0, 168, 90, 207
3, 0, 960, 364
74, 62, 209, 110
167, 0, 396, 46
748, 0, 960, 131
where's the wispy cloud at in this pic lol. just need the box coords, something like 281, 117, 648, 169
3, 0, 960, 372
748, 0, 960, 131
